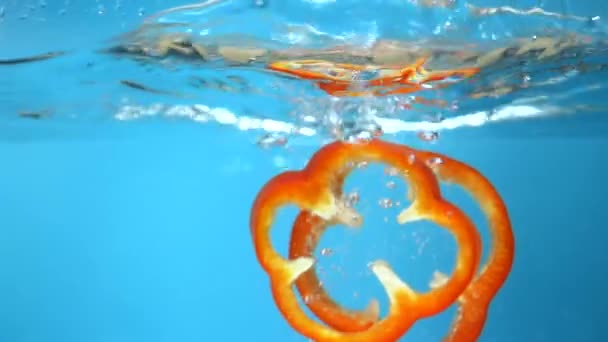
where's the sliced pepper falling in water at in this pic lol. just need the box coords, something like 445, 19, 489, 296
250, 138, 514, 342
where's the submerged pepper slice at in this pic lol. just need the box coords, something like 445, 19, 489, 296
250, 139, 505, 341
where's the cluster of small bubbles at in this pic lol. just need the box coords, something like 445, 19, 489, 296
384, 167, 399, 176
292, 95, 402, 143
344, 129, 374, 144
378, 198, 393, 209
256, 132, 288, 149
357, 101, 379, 118
320, 248, 333, 257
366, 123, 384, 139
333, 113, 381, 143
386, 180, 396, 189
385, 96, 405, 116
343, 190, 360, 207
356, 161, 368, 169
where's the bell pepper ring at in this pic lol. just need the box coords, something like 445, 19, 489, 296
250, 139, 513, 341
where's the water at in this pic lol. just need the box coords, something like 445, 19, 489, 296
1, 0, 608, 341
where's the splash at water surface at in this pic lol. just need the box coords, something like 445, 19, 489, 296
2, 0, 608, 144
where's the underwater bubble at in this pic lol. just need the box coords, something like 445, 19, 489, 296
378, 198, 393, 208
384, 167, 399, 176
321, 248, 333, 257
426, 157, 444, 168
386, 180, 396, 189
417, 131, 439, 142
344, 191, 360, 207
257, 132, 288, 148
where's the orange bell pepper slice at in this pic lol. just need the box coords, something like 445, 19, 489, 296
266, 57, 480, 97
250, 139, 513, 341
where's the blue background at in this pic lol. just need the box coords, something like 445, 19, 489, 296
2, 0, 608, 341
